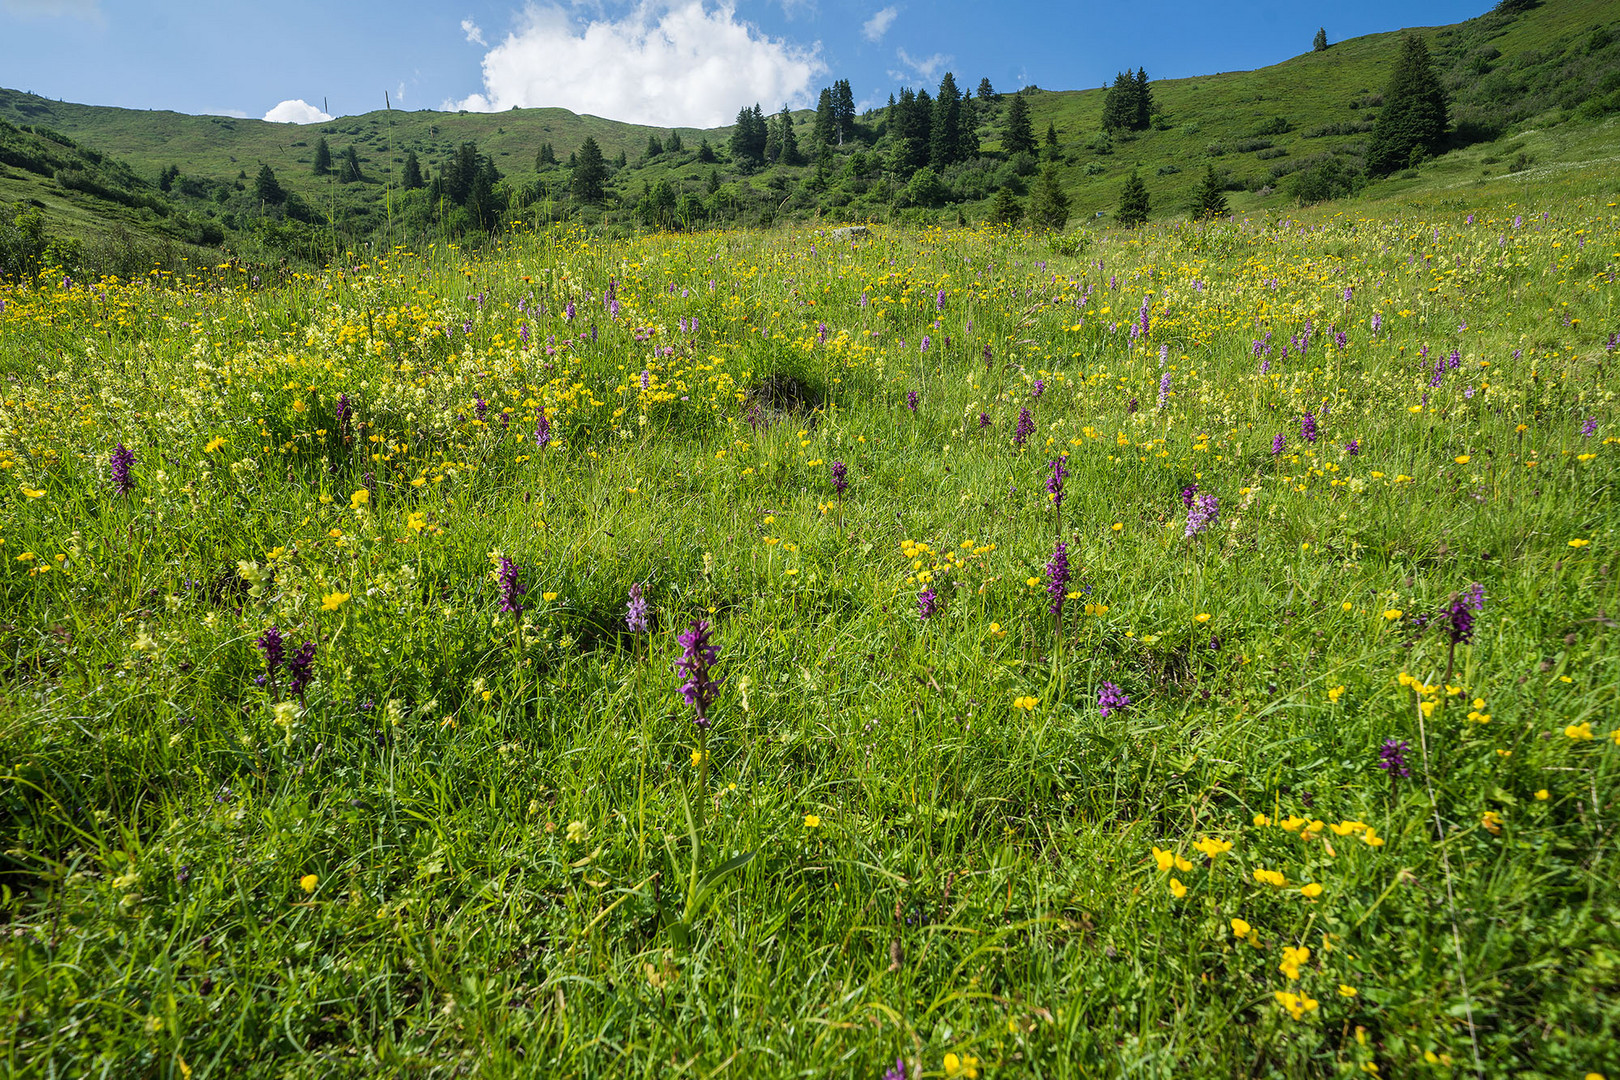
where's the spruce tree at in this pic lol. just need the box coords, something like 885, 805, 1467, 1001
1192, 164, 1228, 218
1003, 93, 1035, 156
776, 104, 801, 165
1029, 164, 1070, 230
338, 145, 363, 183
930, 72, 964, 168
1313, 27, 1329, 52
814, 87, 837, 148
571, 136, 608, 202
833, 80, 856, 143
1117, 171, 1150, 227
1101, 72, 1134, 131
1366, 34, 1448, 175
1044, 121, 1060, 160
312, 136, 332, 176
697, 139, 717, 163
254, 164, 284, 204
536, 143, 555, 168
1133, 68, 1154, 129
667, 131, 683, 152
976, 77, 996, 101
990, 184, 1022, 225
646, 134, 664, 159
729, 104, 768, 171
402, 150, 424, 189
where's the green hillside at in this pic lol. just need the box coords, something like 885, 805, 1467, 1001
3, 0, 1619, 273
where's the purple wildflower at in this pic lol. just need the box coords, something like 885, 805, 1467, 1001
475, 398, 488, 422
883, 1058, 909, 1080
1445, 585, 1481, 645
1581, 417, 1597, 438
982, 343, 993, 371
1014, 406, 1034, 448
335, 393, 351, 432
920, 335, 931, 354
497, 557, 525, 614
1157, 372, 1172, 410
935, 288, 946, 311
519, 322, 530, 347
1344, 439, 1360, 456
1097, 682, 1130, 718
1271, 434, 1286, 456
535, 411, 551, 449
565, 300, 576, 321
1031, 378, 1045, 398
1376, 738, 1410, 779
626, 583, 649, 634
674, 620, 722, 729
1046, 541, 1070, 620
1127, 397, 1139, 414
1047, 457, 1068, 511
906, 390, 919, 412
917, 588, 938, 621
978, 412, 991, 428
256, 625, 284, 685
285, 641, 316, 698
1181, 483, 1199, 511
1371, 313, 1382, 334
109, 443, 135, 495
830, 460, 848, 495
1185, 493, 1219, 538
1301, 411, 1318, 443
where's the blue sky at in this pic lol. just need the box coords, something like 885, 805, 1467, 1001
0, 0, 1492, 128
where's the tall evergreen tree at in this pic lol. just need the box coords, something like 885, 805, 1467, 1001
646, 133, 664, 159
1029, 164, 1070, 230
1133, 68, 1154, 129
667, 131, 683, 152
976, 77, 997, 101
536, 143, 556, 168
930, 72, 965, 168
254, 164, 284, 205
1003, 92, 1035, 156
891, 88, 932, 174
338, 145, 363, 183
1192, 164, 1228, 218
571, 136, 608, 202
402, 150, 424, 189
1313, 27, 1329, 52
776, 105, 801, 165
1366, 34, 1448, 175
1117, 171, 1150, 227
832, 80, 856, 144
1044, 121, 1060, 160
814, 87, 837, 148
729, 104, 768, 170
697, 139, 717, 163
312, 136, 333, 176
1101, 72, 1135, 131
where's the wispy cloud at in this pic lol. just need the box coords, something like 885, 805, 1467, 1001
448, 1, 825, 128
895, 47, 949, 84
263, 99, 333, 124
861, 5, 898, 44
461, 16, 486, 46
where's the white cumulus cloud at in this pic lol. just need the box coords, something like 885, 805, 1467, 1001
895, 47, 949, 84
263, 99, 333, 124
862, 5, 898, 43
461, 17, 485, 45
448, 1, 824, 128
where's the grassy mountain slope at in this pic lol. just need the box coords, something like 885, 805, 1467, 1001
1, 0, 1617, 266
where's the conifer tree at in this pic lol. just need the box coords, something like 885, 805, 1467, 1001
697, 139, 717, 163
1101, 72, 1135, 131
1192, 164, 1228, 218
571, 136, 608, 202
1133, 68, 1154, 129
930, 73, 965, 168
536, 143, 556, 168
1029, 164, 1070, 230
402, 150, 424, 189
1044, 121, 1060, 160
977, 77, 996, 101
814, 87, 837, 147
729, 104, 768, 170
1117, 170, 1150, 227
990, 184, 1022, 224
312, 136, 333, 176
833, 80, 856, 143
1313, 27, 1329, 52
254, 164, 284, 205
667, 131, 683, 152
776, 104, 801, 165
1366, 35, 1448, 175
1003, 92, 1035, 156
338, 145, 363, 183
646, 134, 664, 159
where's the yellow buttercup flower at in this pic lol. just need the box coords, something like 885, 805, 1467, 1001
204, 436, 226, 453
943, 1053, 979, 1079
299, 874, 318, 893
1193, 836, 1233, 859
1012, 695, 1038, 710
1300, 882, 1324, 899
1327, 685, 1346, 703
349, 488, 370, 509
1152, 846, 1174, 872
1254, 868, 1288, 888
321, 591, 350, 611
1565, 722, 1594, 740
1169, 877, 1187, 899
803, 814, 821, 829
1279, 944, 1311, 980
1567, 538, 1589, 547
